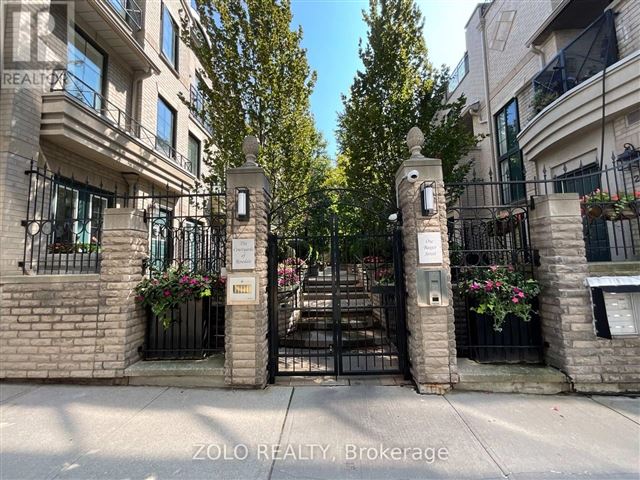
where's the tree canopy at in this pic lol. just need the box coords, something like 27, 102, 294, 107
182, 0, 326, 210
337, 0, 481, 203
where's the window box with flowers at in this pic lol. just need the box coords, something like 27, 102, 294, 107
581, 190, 640, 221
277, 266, 301, 297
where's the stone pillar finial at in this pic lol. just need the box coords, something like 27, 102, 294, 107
242, 135, 260, 167
406, 127, 425, 158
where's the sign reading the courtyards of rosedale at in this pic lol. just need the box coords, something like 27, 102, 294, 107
232, 238, 256, 270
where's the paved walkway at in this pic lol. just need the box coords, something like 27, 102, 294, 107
0, 383, 638, 480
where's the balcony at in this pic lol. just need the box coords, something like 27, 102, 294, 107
531, 10, 618, 113
448, 52, 469, 95
189, 85, 213, 135
40, 70, 196, 189
74, 0, 159, 74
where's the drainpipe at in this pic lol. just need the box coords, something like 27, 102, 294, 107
479, 13, 499, 186
529, 44, 546, 68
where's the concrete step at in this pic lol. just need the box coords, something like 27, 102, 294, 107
280, 330, 387, 349
294, 317, 376, 331
306, 275, 358, 287
303, 291, 369, 300
124, 355, 225, 388
302, 298, 372, 313
454, 358, 570, 394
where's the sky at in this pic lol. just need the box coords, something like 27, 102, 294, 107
290, 0, 481, 158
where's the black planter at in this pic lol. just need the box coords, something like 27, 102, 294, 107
467, 298, 543, 364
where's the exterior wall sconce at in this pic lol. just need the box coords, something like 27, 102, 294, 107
421, 181, 436, 217
236, 188, 250, 221
614, 143, 640, 164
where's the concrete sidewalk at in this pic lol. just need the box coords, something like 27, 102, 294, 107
0, 383, 638, 480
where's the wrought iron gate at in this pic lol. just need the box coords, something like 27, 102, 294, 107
267, 191, 408, 379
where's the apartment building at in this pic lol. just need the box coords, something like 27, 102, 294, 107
0, 0, 212, 276
449, 0, 639, 260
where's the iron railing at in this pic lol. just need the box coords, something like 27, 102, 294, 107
50, 70, 195, 174
532, 10, 618, 112
449, 52, 469, 94
128, 186, 227, 359
21, 162, 117, 274
189, 84, 213, 135
106, 0, 142, 32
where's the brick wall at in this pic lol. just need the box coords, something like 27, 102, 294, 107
613, 0, 640, 59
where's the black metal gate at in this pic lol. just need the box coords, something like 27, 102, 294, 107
267, 190, 408, 379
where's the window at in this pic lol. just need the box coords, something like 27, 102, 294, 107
67, 27, 105, 110
156, 97, 176, 158
555, 164, 611, 262
188, 133, 201, 176
150, 208, 172, 271
161, 4, 178, 68
52, 180, 112, 246
495, 99, 525, 202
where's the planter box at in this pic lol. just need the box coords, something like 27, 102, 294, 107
467, 298, 543, 364
144, 296, 225, 360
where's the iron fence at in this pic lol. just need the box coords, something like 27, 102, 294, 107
128, 186, 227, 359
21, 162, 116, 274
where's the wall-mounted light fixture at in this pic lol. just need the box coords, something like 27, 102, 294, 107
236, 188, 250, 221
420, 181, 436, 217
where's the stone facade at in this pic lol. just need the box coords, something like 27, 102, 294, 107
530, 194, 640, 393
0, 208, 147, 380
395, 129, 458, 394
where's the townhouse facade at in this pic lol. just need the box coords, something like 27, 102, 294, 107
447, 0, 640, 392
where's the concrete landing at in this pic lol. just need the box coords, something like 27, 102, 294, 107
124, 355, 225, 388
455, 358, 570, 394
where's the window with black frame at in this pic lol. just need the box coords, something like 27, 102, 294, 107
156, 96, 176, 158
150, 208, 173, 272
67, 27, 105, 111
495, 99, 525, 203
188, 133, 201, 177
51, 179, 112, 250
555, 164, 611, 262
161, 4, 178, 69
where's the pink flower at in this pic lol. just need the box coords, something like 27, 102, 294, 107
489, 265, 498, 272
507, 265, 514, 272
135, 295, 144, 302
163, 290, 171, 297
485, 280, 494, 291
518, 291, 525, 298
190, 279, 198, 285
512, 297, 520, 303
495, 281, 503, 287
469, 282, 480, 291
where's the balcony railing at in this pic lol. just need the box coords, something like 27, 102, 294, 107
190, 84, 213, 135
50, 70, 195, 175
449, 52, 469, 94
107, 0, 142, 32
532, 10, 618, 113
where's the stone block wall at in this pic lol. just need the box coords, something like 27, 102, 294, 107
530, 194, 640, 393
0, 208, 148, 380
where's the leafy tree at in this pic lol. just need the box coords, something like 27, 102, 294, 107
337, 0, 480, 203
181, 0, 325, 210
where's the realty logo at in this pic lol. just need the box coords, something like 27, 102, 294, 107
1, 0, 74, 89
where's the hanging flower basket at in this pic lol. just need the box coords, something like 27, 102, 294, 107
487, 211, 520, 237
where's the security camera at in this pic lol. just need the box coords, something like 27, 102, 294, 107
406, 170, 419, 183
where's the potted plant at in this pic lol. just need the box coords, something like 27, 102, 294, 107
463, 265, 540, 332
531, 89, 558, 113
135, 268, 224, 329
371, 267, 394, 294
362, 255, 385, 270
277, 266, 300, 293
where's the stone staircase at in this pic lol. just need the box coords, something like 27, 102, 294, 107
279, 271, 387, 350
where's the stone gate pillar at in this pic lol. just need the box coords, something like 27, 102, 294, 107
224, 136, 271, 388
395, 127, 458, 394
